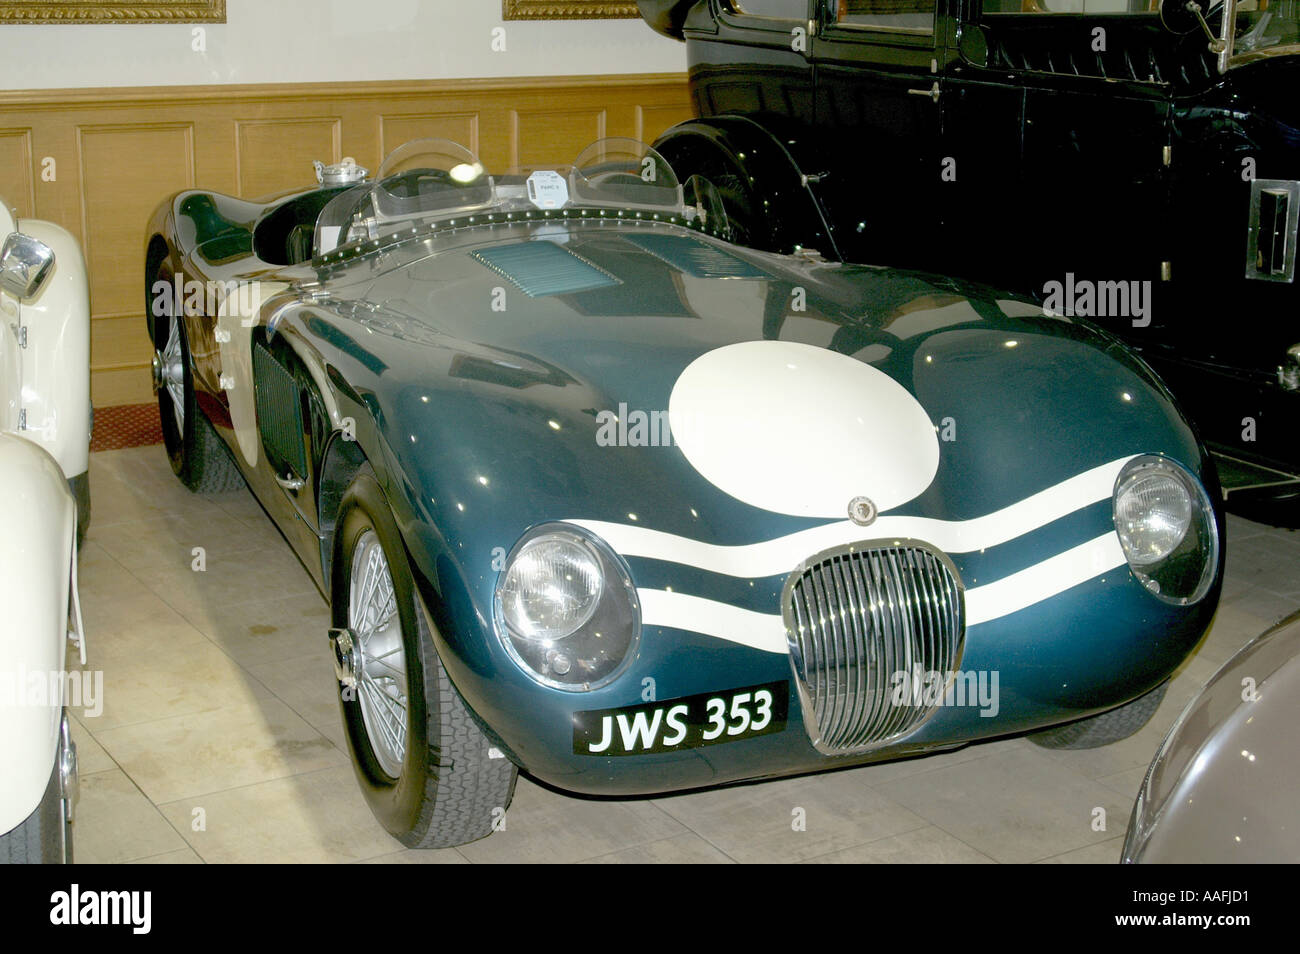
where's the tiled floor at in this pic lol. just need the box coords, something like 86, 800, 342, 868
70, 446, 1300, 864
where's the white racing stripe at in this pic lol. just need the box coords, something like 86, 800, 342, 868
570, 455, 1133, 580
636, 532, 1128, 653
962, 531, 1126, 625
577, 457, 1138, 653
637, 589, 788, 654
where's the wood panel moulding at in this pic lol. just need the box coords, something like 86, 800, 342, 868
0, 74, 689, 405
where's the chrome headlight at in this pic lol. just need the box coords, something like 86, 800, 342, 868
1113, 456, 1218, 605
494, 524, 640, 690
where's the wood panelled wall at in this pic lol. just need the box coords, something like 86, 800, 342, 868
0, 74, 692, 406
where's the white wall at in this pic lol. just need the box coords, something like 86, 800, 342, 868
0, 0, 687, 90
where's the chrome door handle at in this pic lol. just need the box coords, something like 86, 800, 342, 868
275, 472, 305, 492
907, 81, 940, 104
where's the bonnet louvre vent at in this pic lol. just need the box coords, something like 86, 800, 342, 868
471, 241, 620, 298
622, 233, 767, 279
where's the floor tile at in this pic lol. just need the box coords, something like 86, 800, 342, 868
127, 847, 205, 864
70, 713, 115, 775
870, 746, 1132, 863
805, 825, 996, 864
1036, 837, 1125, 864
93, 696, 345, 804
246, 653, 347, 750
185, 592, 329, 668
653, 771, 926, 864
74, 640, 272, 731
581, 832, 735, 864
157, 765, 398, 864
73, 769, 187, 864
456, 777, 685, 864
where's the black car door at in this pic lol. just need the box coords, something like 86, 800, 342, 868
685, 1, 817, 129
943, 2, 1174, 333
810, 0, 944, 270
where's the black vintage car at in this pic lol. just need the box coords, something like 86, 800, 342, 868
640, 0, 1300, 518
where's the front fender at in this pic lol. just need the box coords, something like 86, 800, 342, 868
13, 219, 90, 483
1124, 610, 1300, 862
0, 434, 74, 834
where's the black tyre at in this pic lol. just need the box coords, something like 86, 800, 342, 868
150, 261, 244, 494
70, 470, 90, 551
0, 717, 75, 864
332, 467, 516, 848
1029, 682, 1168, 750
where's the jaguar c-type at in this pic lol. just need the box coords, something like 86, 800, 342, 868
144, 138, 1223, 848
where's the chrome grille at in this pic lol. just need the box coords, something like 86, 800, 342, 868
783, 541, 965, 754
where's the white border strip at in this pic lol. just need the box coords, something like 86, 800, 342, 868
571, 455, 1132, 580
636, 532, 1128, 653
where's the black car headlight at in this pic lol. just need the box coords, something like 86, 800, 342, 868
1113, 456, 1218, 605
494, 523, 640, 690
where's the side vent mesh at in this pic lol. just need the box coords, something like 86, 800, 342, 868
253, 342, 306, 475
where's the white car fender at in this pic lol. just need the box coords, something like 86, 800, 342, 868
0, 432, 76, 835
10, 218, 91, 483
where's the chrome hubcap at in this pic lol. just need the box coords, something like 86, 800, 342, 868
348, 530, 408, 778
154, 319, 185, 438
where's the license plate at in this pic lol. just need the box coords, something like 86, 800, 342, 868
573, 681, 788, 756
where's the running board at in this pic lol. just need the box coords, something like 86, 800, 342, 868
1212, 450, 1300, 498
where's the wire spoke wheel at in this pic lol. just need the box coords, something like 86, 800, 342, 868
349, 530, 409, 778
334, 466, 517, 847
161, 316, 184, 438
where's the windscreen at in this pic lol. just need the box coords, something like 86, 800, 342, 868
313, 137, 729, 260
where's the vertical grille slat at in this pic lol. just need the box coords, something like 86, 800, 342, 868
882, 548, 914, 743
847, 558, 874, 746
783, 541, 965, 755
827, 557, 855, 746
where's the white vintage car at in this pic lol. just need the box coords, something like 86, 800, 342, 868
0, 200, 90, 863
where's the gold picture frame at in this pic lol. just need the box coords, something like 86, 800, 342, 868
503, 1, 639, 19
0, 1, 225, 23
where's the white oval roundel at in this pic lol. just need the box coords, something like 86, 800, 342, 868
668, 340, 939, 519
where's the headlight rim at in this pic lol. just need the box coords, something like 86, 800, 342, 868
493, 522, 641, 692
1113, 454, 1219, 607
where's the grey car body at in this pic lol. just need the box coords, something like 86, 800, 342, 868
1124, 609, 1300, 863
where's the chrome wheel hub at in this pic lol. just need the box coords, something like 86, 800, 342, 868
348, 530, 408, 779
154, 319, 185, 438
329, 626, 360, 687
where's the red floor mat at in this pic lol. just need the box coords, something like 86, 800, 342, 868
91, 403, 163, 452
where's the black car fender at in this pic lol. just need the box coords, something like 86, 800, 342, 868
653, 114, 842, 259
